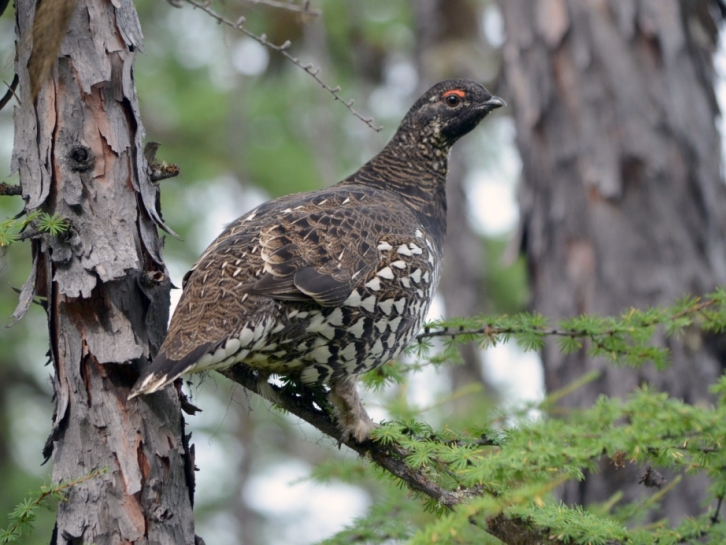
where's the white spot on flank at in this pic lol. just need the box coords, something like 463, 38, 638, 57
408, 243, 423, 255
342, 197, 351, 204
318, 199, 328, 205
239, 327, 254, 347
212, 346, 226, 363
302, 367, 320, 383
348, 317, 366, 338
306, 312, 326, 331
375, 318, 388, 333
388, 316, 402, 332
253, 323, 266, 340
415, 229, 423, 238
361, 295, 377, 312
245, 211, 257, 222
422, 271, 430, 283
410, 269, 422, 284
365, 277, 382, 291
197, 353, 213, 368
225, 338, 241, 356
296, 311, 310, 319
282, 208, 292, 214
344, 290, 362, 307
378, 299, 394, 315
377, 241, 393, 252
340, 343, 357, 362
397, 244, 412, 257
326, 308, 344, 326
377, 267, 394, 280
311, 345, 332, 363
400, 277, 411, 288
370, 339, 384, 356
393, 299, 406, 314
391, 260, 407, 269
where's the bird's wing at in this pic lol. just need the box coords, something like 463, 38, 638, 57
235, 186, 418, 306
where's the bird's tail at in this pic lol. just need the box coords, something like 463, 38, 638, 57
128, 343, 215, 400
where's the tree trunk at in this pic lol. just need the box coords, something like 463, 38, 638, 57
12, 0, 197, 542
498, 0, 726, 520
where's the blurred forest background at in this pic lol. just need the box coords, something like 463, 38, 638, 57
0, 2, 528, 543
1, 0, 726, 544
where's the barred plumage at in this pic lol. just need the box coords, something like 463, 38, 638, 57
130, 79, 505, 441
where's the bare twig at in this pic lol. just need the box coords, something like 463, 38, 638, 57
242, 0, 321, 16
144, 142, 181, 182
183, 0, 382, 132
711, 493, 724, 524
0, 75, 20, 111
0, 182, 22, 196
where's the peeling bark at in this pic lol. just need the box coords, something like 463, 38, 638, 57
12, 0, 196, 542
499, 0, 726, 521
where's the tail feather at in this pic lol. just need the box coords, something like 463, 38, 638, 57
128, 343, 216, 400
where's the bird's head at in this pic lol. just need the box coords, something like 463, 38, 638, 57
397, 79, 505, 150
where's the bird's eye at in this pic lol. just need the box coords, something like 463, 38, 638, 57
442, 89, 465, 108
445, 94, 461, 107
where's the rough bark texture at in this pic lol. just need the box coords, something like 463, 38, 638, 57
499, 0, 726, 520
12, 0, 197, 542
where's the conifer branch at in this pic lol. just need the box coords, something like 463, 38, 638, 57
0, 468, 107, 543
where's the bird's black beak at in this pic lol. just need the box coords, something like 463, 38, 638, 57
481, 95, 506, 112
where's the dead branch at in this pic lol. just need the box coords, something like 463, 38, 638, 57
183, 0, 382, 132
242, 0, 321, 16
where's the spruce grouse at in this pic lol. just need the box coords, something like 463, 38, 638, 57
130, 80, 505, 441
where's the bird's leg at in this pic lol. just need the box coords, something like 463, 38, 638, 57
253, 370, 283, 406
329, 376, 376, 443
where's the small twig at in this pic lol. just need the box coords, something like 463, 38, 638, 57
0, 74, 20, 112
183, 0, 382, 132
711, 493, 724, 524
242, 0, 321, 15
144, 142, 181, 182
0, 182, 21, 196
1, 467, 107, 542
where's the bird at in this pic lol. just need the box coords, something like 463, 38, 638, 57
129, 79, 505, 441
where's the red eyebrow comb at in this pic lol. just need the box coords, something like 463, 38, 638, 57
442, 89, 466, 98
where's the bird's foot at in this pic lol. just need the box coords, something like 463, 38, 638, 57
329, 377, 377, 443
